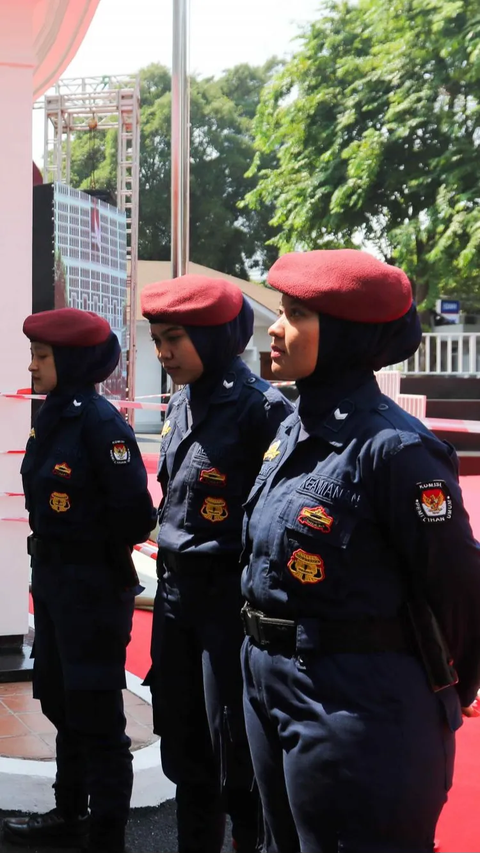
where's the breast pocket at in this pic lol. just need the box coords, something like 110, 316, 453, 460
277, 495, 359, 592
38, 448, 88, 523
183, 450, 243, 533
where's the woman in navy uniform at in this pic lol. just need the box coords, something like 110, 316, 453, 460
3, 308, 155, 853
240, 250, 480, 853
141, 275, 293, 853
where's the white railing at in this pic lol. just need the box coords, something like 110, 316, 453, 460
387, 332, 480, 375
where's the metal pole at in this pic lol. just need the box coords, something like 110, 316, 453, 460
171, 0, 190, 279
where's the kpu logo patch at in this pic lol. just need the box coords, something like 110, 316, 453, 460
110, 441, 131, 465
415, 480, 452, 523
287, 549, 325, 584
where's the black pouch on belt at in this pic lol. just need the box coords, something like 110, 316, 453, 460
405, 600, 459, 692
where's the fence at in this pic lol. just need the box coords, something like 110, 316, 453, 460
389, 332, 480, 375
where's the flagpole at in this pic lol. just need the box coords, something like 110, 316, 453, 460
171, 0, 190, 279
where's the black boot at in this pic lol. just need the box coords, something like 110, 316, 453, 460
87, 818, 127, 853
2, 809, 89, 848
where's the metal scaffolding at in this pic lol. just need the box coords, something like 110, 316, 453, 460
39, 75, 141, 408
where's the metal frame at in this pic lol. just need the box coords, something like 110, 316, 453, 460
39, 75, 141, 408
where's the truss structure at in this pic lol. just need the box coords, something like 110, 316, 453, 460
39, 75, 141, 407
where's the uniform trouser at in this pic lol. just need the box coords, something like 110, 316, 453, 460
242, 638, 457, 853
31, 560, 135, 825
147, 568, 259, 853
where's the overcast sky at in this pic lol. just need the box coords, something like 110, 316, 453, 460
33, 0, 321, 162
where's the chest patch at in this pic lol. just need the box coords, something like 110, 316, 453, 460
415, 480, 452, 523
110, 441, 131, 465
161, 419, 171, 438
298, 505, 333, 533
52, 462, 72, 479
200, 496, 229, 523
199, 467, 227, 487
287, 549, 325, 585
49, 492, 71, 513
263, 440, 281, 462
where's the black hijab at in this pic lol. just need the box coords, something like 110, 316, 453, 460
297, 304, 422, 432
34, 332, 121, 442
184, 296, 254, 422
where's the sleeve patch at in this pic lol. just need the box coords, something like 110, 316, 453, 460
110, 440, 131, 465
415, 480, 452, 523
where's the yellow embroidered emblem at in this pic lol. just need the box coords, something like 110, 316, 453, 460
52, 462, 72, 479
161, 419, 171, 438
200, 496, 229, 523
287, 549, 325, 585
29, 428, 35, 439
49, 492, 71, 513
298, 505, 333, 533
263, 440, 281, 462
199, 467, 227, 486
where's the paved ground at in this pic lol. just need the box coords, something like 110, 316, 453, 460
0, 803, 233, 852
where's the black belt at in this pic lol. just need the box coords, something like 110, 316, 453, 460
241, 603, 412, 656
27, 534, 107, 565
158, 549, 242, 579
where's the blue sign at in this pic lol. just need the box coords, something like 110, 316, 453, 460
440, 300, 460, 314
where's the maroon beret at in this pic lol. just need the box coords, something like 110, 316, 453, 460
267, 249, 413, 323
23, 308, 111, 346
141, 275, 244, 326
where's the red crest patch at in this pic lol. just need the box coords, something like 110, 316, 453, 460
200, 497, 229, 523
287, 549, 325, 585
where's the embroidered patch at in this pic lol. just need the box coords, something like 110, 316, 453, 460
298, 505, 334, 533
200, 496, 229, 523
49, 492, 71, 513
263, 440, 281, 462
287, 549, 325, 585
110, 441, 131, 465
199, 467, 227, 486
161, 419, 171, 438
415, 480, 453, 523
52, 462, 72, 479
29, 428, 35, 439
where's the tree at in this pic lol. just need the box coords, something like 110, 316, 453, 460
245, 0, 480, 309
69, 62, 282, 278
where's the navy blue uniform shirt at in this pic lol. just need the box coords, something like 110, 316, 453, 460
157, 357, 293, 556
242, 378, 480, 707
22, 387, 155, 546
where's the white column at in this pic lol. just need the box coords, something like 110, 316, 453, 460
0, 0, 35, 637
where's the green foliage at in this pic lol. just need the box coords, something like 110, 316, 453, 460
245, 0, 480, 308
69, 62, 282, 278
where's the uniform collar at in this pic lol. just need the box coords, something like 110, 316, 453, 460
303, 378, 382, 448
61, 386, 97, 418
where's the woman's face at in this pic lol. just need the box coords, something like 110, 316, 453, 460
268, 295, 320, 380
28, 342, 57, 393
150, 322, 204, 385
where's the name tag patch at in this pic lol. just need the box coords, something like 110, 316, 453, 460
415, 480, 452, 523
298, 476, 361, 509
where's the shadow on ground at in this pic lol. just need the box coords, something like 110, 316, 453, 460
0, 802, 233, 852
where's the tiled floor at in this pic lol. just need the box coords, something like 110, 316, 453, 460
0, 681, 158, 760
